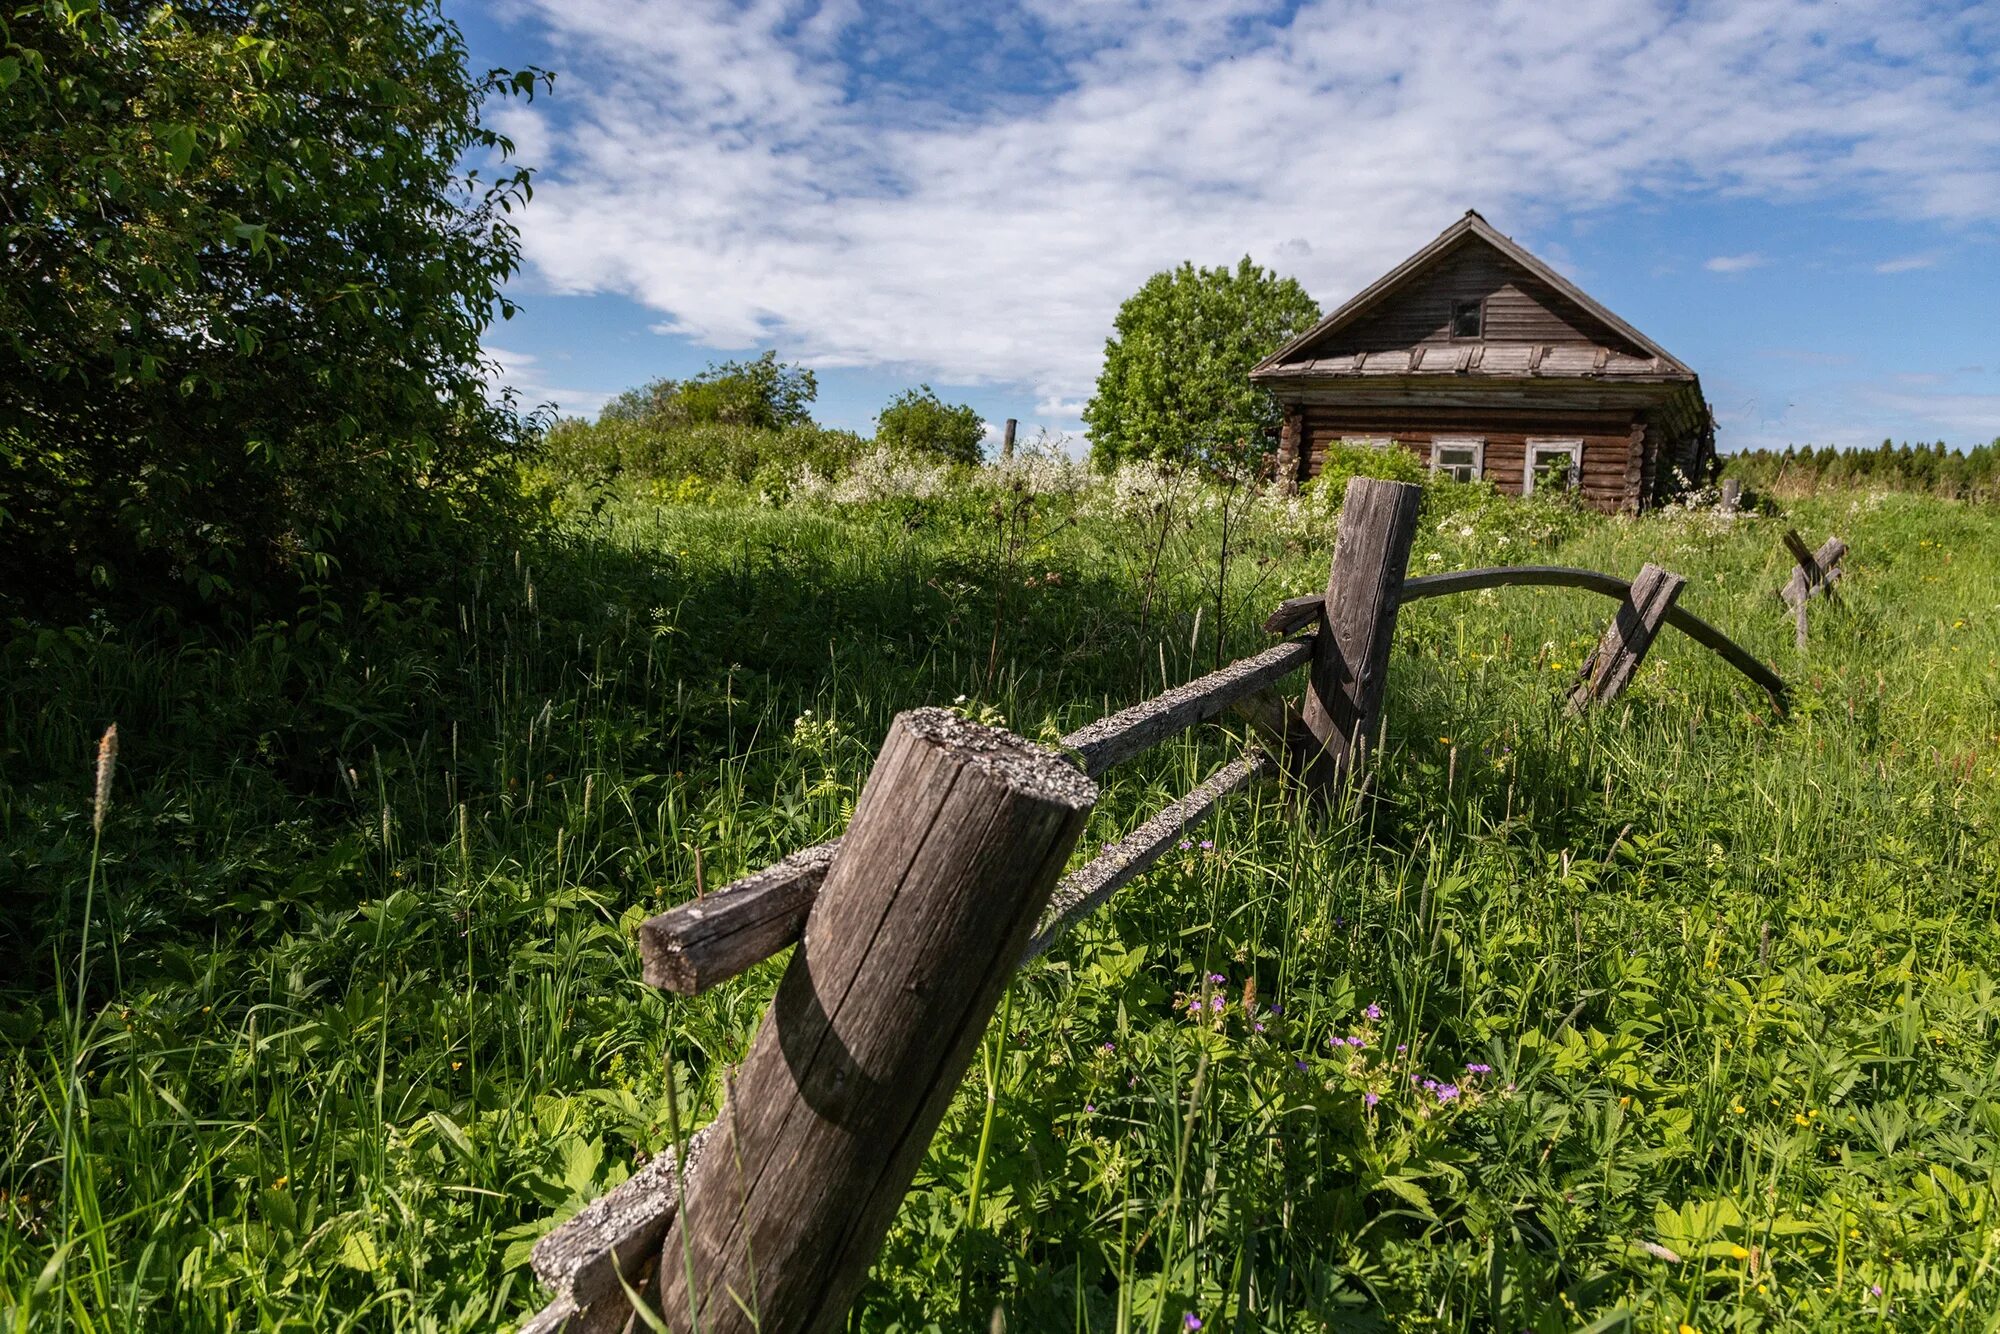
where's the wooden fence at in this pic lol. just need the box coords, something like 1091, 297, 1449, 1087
521, 477, 1805, 1334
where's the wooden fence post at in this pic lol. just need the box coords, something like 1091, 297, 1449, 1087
1566, 562, 1686, 713
654, 708, 1095, 1333
1720, 478, 1741, 513
1300, 477, 1422, 796
1779, 531, 1846, 649
1001, 418, 1017, 462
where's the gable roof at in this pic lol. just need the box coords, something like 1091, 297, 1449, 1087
1253, 211, 1694, 379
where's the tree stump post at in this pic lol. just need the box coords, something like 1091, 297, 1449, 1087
654, 709, 1095, 1333
1300, 477, 1422, 797
1566, 562, 1686, 713
1719, 478, 1742, 513
1000, 418, 1017, 462
1274, 406, 1304, 495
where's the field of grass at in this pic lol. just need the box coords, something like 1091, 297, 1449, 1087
5, 466, 2000, 1331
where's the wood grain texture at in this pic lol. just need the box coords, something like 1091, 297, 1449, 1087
1271, 565, 1789, 714
654, 709, 1096, 1333
1022, 751, 1269, 962
638, 844, 838, 994
1300, 477, 1422, 794
1060, 637, 1312, 777
526, 1128, 714, 1330
1566, 563, 1686, 712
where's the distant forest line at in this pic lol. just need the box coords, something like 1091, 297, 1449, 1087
1723, 438, 2000, 499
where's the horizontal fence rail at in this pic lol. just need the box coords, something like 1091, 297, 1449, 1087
639, 638, 1313, 997
1267, 564, 1789, 714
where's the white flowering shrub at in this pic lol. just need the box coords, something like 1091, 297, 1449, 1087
792, 445, 954, 506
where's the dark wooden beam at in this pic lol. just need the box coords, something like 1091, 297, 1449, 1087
654, 709, 1095, 1334
1300, 477, 1423, 795
1566, 563, 1686, 712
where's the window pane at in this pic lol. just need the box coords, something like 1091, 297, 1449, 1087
1451, 300, 1482, 338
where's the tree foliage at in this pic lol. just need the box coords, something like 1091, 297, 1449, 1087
874, 385, 984, 466
0, 0, 549, 615
1084, 257, 1319, 472
600, 351, 817, 433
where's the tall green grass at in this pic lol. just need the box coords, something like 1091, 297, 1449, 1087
4, 477, 1998, 1330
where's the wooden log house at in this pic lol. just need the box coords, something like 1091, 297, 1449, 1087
1251, 211, 1715, 511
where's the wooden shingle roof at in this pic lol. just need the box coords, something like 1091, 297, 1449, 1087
1252, 211, 1698, 386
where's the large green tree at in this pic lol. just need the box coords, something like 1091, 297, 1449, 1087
874, 385, 984, 466
1084, 257, 1319, 471
0, 0, 548, 615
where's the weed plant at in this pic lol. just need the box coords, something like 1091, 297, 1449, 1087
4, 467, 1998, 1331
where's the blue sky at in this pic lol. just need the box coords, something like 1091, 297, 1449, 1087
452, 0, 2000, 454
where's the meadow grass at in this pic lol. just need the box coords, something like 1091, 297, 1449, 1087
4, 474, 1999, 1331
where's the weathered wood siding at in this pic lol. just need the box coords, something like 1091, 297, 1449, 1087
1304, 242, 1649, 359
1298, 407, 1643, 511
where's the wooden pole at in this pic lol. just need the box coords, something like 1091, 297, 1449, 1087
1300, 477, 1422, 796
1001, 418, 1017, 462
1566, 562, 1686, 713
1274, 406, 1303, 495
1720, 478, 1741, 513
654, 709, 1095, 1333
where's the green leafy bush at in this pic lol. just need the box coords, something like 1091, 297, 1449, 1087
875, 385, 986, 465
0, 0, 549, 617
1084, 257, 1319, 472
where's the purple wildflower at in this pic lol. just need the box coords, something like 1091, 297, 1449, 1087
1348, 1035, 1367, 1047
1364, 1003, 1382, 1021
1465, 1063, 1492, 1074
1084, 1103, 1096, 1113
1269, 1003, 1283, 1015
1295, 1060, 1308, 1072
1183, 1316, 1202, 1332
1199, 839, 1214, 851
1178, 839, 1193, 850
1254, 1022, 1266, 1033
1208, 973, 1226, 984
1395, 1043, 1408, 1054
1099, 1041, 1115, 1055
1870, 1285, 1883, 1297
1210, 994, 1225, 1013
1365, 1091, 1380, 1107
1435, 1084, 1461, 1103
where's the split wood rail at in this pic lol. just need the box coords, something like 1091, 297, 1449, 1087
1779, 529, 1846, 649
521, 477, 1792, 1334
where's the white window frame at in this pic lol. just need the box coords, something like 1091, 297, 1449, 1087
1430, 437, 1484, 482
1341, 436, 1395, 450
1523, 439, 1582, 494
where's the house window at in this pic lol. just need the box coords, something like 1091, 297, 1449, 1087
1431, 437, 1483, 483
1450, 299, 1483, 339
1524, 439, 1582, 494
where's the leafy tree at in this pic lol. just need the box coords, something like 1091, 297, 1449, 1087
874, 385, 984, 466
1084, 257, 1319, 472
601, 352, 817, 432
0, 0, 549, 615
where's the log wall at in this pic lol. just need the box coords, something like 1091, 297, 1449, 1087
1297, 406, 1644, 511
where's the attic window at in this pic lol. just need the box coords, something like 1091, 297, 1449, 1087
1451, 299, 1483, 338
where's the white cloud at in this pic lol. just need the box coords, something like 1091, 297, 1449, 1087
483, 345, 615, 419
501, 0, 2000, 409
1704, 253, 1766, 273
1874, 253, 1938, 273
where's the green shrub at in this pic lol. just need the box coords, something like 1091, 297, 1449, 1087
0, 0, 549, 618
875, 385, 985, 465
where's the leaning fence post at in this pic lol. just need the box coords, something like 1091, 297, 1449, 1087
1300, 477, 1422, 797
1566, 562, 1686, 713
653, 708, 1095, 1333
